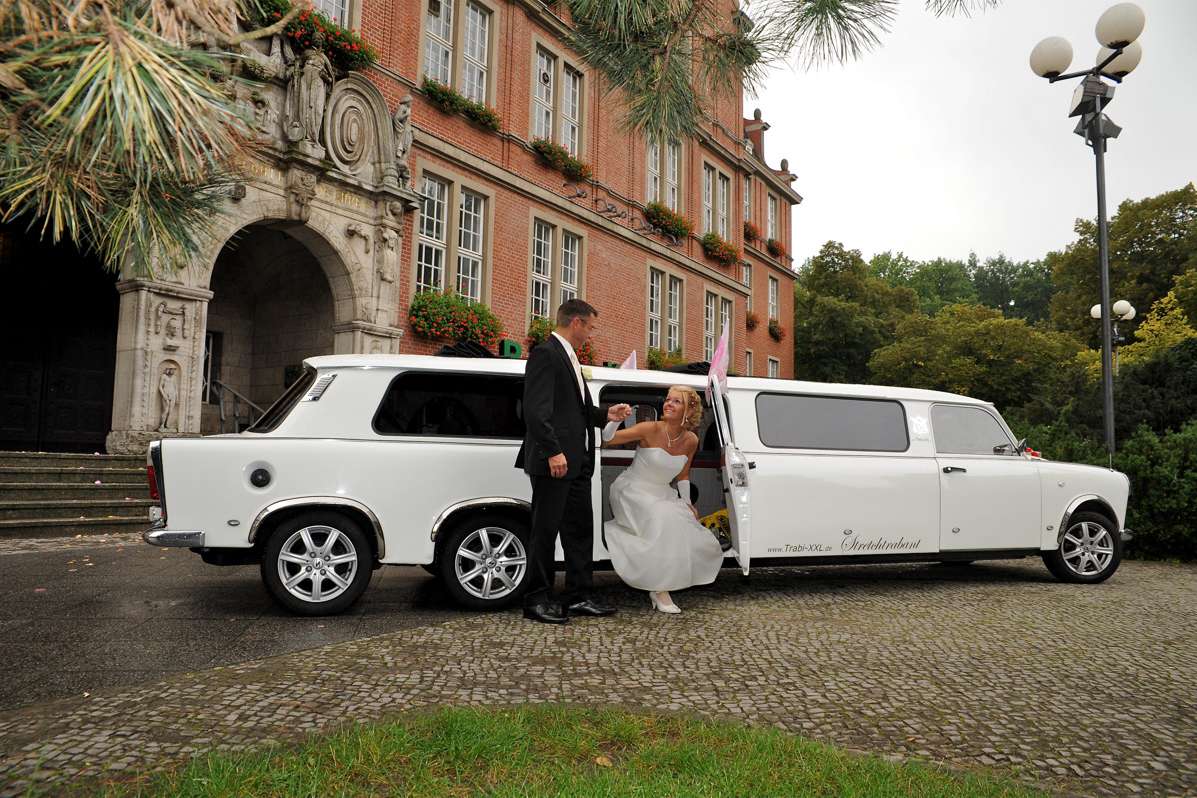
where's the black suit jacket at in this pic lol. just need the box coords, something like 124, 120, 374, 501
515, 336, 607, 479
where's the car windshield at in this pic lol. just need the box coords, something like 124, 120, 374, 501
246, 367, 317, 433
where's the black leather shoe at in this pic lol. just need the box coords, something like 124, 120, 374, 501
523, 603, 568, 624
567, 599, 617, 617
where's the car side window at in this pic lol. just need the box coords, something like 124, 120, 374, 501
373, 372, 525, 439
755, 393, 909, 452
931, 405, 1015, 456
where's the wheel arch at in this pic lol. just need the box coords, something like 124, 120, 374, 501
430, 497, 531, 559
1058, 495, 1119, 544
249, 497, 385, 561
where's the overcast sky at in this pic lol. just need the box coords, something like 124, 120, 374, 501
751, 0, 1197, 266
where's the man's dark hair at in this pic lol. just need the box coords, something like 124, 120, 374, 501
557, 298, 597, 327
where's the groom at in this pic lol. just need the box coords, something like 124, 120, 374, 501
516, 299, 631, 624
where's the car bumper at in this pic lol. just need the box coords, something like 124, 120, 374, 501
143, 526, 206, 547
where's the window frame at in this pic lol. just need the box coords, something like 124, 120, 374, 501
767, 193, 778, 241
929, 403, 1019, 457
529, 38, 587, 157
371, 370, 526, 440
646, 135, 684, 211
767, 357, 780, 378
768, 275, 779, 321
741, 262, 752, 311
646, 263, 685, 356
703, 287, 734, 362
745, 349, 753, 377
754, 392, 911, 452
411, 165, 496, 303
527, 213, 588, 326
419, 0, 499, 107
743, 175, 752, 224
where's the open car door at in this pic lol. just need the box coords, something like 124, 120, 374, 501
709, 379, 750, 575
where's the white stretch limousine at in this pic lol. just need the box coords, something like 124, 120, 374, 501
144, 355, 1131, 615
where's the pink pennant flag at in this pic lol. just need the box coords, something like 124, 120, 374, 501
707, 323, 729, 399
619, 350, 637, 370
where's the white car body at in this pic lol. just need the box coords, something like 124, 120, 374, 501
145, 355, 1131, 614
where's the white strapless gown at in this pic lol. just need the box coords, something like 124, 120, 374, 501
604, 447, 724, 592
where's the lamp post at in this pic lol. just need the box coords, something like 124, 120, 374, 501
1030, 2, 1145, 467
1090, 300, 1136, 375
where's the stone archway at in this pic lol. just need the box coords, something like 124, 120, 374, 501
201, 222, 341, 432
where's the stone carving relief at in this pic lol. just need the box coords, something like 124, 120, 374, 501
285, 48, 333, 158
157, 360, 181, 432
346, 223, 371, 254
287, 169, 318, 222
325, 73, 395, 185
154, 302, 189, 351
391, 94, 413, 188
250, 91, 279, 144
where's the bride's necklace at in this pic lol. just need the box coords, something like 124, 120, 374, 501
665, 424, 684, 447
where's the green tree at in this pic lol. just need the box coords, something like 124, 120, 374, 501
1048, 183, 1197, 346
972, 254, 1054, 324
565, 0, 1002, 140
1, 0, 301, 275
867, 304, 1084, 417
905, 256, 978, 315
868, 250, 918, 286
794, 241, 917, 383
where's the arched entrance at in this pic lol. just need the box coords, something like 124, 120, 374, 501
0, 224, 118, 452
202, 223, 338, 433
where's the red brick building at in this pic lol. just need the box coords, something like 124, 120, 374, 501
357, 0, 801, 376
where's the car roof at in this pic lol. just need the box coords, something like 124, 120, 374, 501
303, 354, 990, 406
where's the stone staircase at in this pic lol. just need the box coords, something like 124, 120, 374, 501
0, 452, 153, 539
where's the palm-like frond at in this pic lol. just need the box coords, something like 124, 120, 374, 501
925, 0, 1000, 18
775, 0, 897, 69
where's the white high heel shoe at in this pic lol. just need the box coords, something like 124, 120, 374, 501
649, 591, 681, 614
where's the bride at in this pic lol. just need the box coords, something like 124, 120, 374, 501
602, 385, 724, 613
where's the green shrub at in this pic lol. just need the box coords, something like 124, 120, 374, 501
701, 232, 739, 267
256, 0, 377, 72
421, 79, 501, 131
647, 347, 687, 370
530, 139, 592, 182
644, 202, 694, 240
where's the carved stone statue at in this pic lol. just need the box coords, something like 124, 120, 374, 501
158, 365, 179, 432
251, 92, 278, 143
285, 47, 333, 156
392, 94, 414, 186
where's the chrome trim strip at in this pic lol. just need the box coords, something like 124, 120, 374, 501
144, 529, 205, 547
247, 497, 385, 559
430, 497, 531, 541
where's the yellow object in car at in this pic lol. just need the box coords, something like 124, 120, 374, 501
700, 508, 730, 537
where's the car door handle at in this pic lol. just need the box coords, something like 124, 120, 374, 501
942, 466, 967, 474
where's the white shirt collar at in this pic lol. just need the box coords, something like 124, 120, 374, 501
551, 331, 579, 367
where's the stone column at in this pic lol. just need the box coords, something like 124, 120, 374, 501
107, 280, 213, 455
332, 320, 404, 355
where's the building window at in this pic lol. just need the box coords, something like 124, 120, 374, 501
742, 263, 752, 311
745, 349, 753, 377
461, 2, 490, 103
768, 275, 779, 320
767, 357, 780, 378
417, 175, 449, 294
417, 174, 488, 300
666, 273, 682, 352
717, 173, 730, 239
315, 0, 349, 25
424, 0, 493, 101
721, 296, 732, 343
649, 268, 682, 353
702, 165, 715, 234
530, 219, 584, 319
648, 269, 662, 350
743, 175, 752, 221
703, 292, 717, 361
456, 190, 485, 301
767, 194, 778, 241
646, 137, 682, 210
533, 47, 584, 155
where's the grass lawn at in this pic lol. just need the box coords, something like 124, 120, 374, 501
71, 705, 1046, 797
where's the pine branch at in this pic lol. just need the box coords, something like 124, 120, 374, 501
925, 0, 1000, 18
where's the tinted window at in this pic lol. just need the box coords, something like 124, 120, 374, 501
755, 394, 908, 451
246, 367, 316, 434
374, 372, 525, 439
931, 405, 1013, 455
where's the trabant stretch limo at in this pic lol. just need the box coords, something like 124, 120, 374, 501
144, 355, 1131, 615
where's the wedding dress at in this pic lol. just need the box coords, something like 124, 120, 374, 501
604, 447, 724, 592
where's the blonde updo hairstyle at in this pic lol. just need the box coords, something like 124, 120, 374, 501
667, 385, 704, 433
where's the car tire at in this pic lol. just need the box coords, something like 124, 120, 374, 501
1043, 510, 1122, 584
261, 511, 373, 615
438, 513, 531, 610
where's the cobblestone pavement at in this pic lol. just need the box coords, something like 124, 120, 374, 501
1, 558, 1194, 797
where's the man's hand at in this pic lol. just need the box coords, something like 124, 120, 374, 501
607, 403, 632, 423
548, 453, 568, 478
